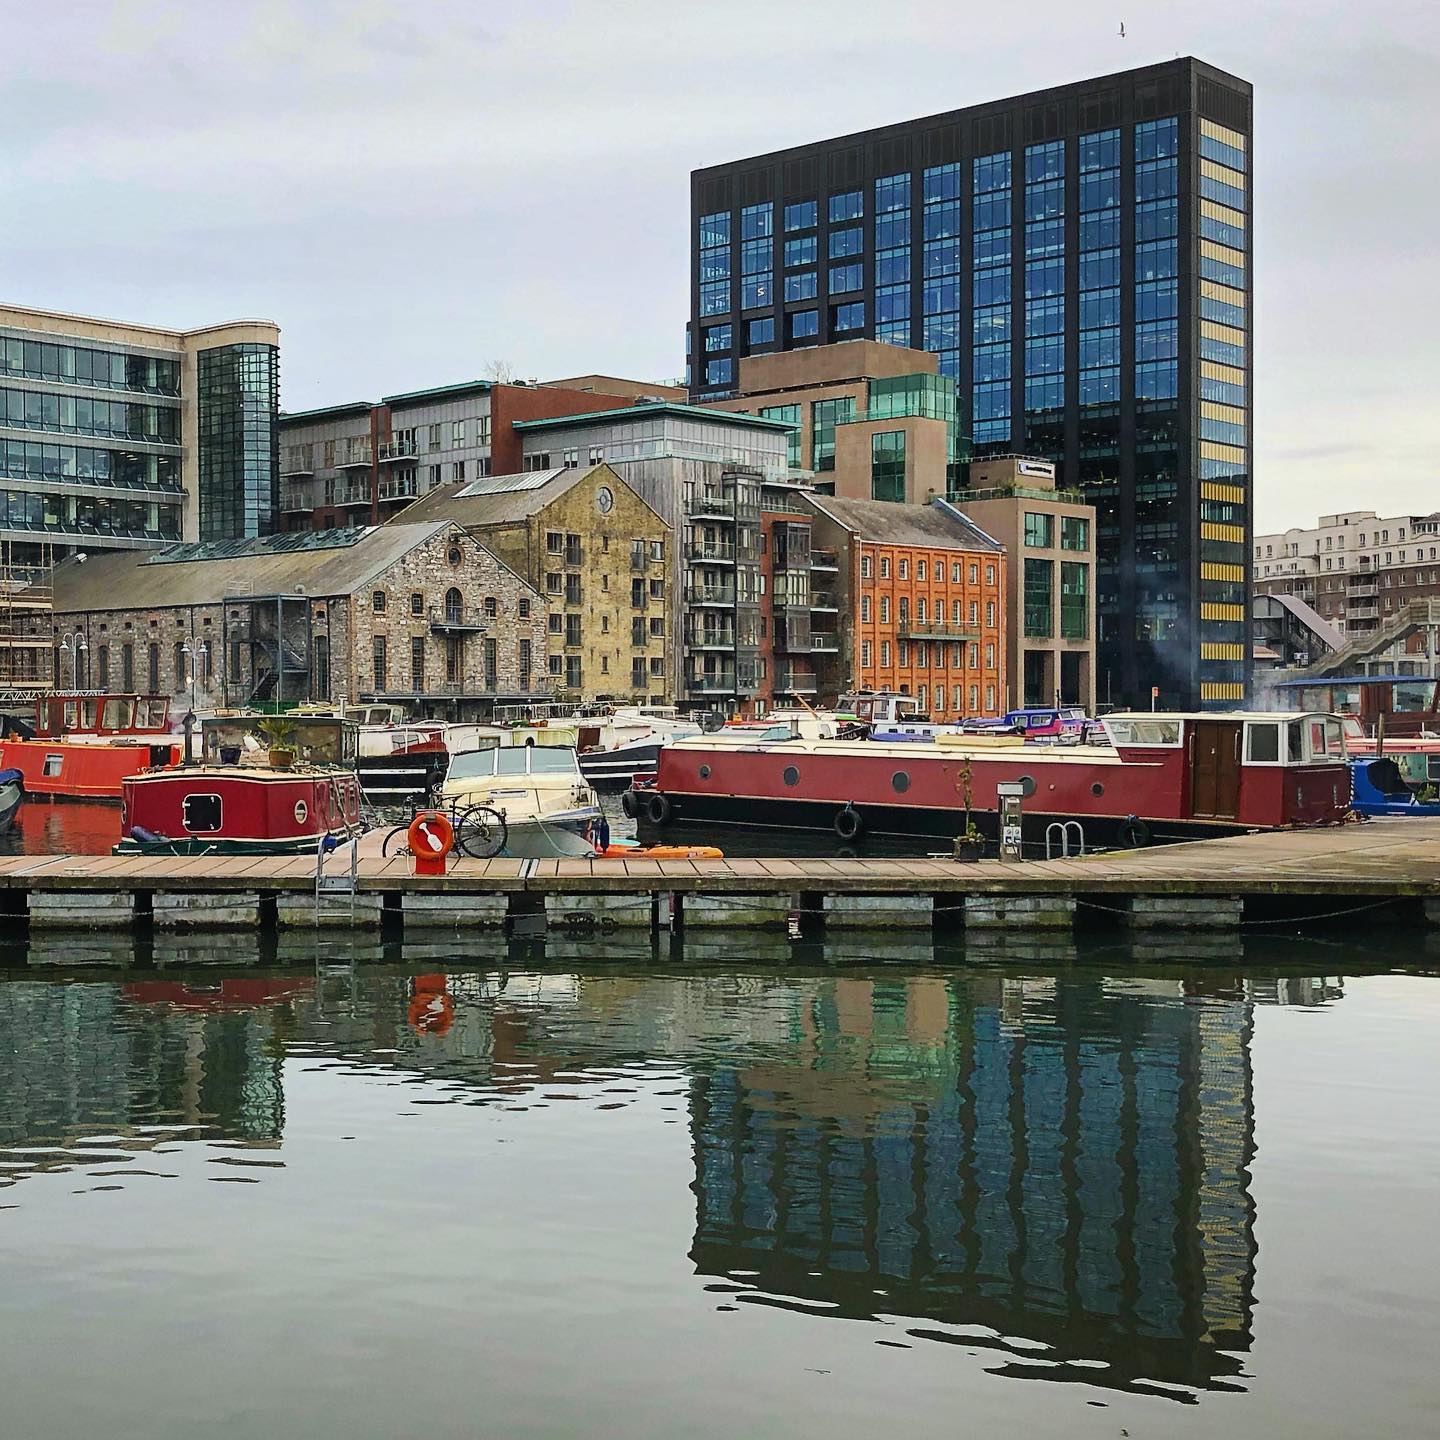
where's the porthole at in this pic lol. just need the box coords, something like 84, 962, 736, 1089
1019, 775, 1037, 798
892, 771, 910, 793
1091, 782, 1104, 797
782, 765, 800, 787
699, 764, 711, 779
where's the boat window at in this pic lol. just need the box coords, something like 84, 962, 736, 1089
81, 700, 99, 728
1105, 719, 1181, 746
102, 698, 130, 729
63, 701, 80, 729
143, 699, 168, 728
1394, 681, 1434, 713
1323, 717, 1345, 758
182, 793, 223, 833
1245, 723, 1280, 763
42, 753, 63, 777
448, 750, 501, 781
528, 748, 578, 774
1287, 721, 1305, 762
1428, 755, 1440, 784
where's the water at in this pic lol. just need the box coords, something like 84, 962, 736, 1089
1, 930, 1437, 1439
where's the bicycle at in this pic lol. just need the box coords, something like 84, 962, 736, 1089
379, 802, 508, 860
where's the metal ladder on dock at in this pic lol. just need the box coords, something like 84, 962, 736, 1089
313, 832, 360, 927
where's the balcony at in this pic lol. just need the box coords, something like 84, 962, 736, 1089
281, 485, 315, 514
687, 493, 737, 520
336, 453, 373, 470
378, 476, 416, 502
810, 632, 839, 652
688, 670, 738, 693
339, 483, 373, 506
774, 669, 819, 694
899, 620, 980, 642
810, 591, 838, 611
280, 461, 314, 478
685, 586, 736, 607
428, 605, 488, 634
378, 439, 418, 462
685, 629, 737, 651
686, 542, 736, 564
810, 549, 838, 570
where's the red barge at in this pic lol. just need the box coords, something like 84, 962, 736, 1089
636, 711, 1352, 849
117, 715, 364, 856
0, 693, 180, 802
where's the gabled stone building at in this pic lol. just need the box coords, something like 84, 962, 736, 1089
49, 522, 548, 718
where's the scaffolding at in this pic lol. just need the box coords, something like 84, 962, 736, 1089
0, 540, 54, 708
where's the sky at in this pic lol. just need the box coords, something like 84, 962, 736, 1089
0, 0, 1436, 531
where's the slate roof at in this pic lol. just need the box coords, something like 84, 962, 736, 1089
804, 495, 1003, 552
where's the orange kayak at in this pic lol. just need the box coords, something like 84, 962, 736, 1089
596, 843, 724, 861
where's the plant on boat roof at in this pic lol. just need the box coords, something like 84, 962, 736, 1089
954, 760, 983, 844
254, 715, 298, 747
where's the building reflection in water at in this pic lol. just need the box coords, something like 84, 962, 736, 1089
688, 974, 1301, 1399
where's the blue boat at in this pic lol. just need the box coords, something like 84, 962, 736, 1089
1350, 754, 1440, 817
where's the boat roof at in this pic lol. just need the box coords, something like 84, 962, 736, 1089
669, 735, 1135, 765
1104, 710, 1339, 722
1274, 675, 1436, 688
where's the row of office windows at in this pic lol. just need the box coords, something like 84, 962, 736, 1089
0, 437, 181, 490
0, 487, 180, 538
0, 337, 180, 395
0, 386, 179, 444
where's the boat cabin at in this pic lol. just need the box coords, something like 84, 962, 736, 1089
199, 714, 358, 767
36, 692, 170, 737
1101, 711, 1347, 825
1277, 675, 1440, 738
838, 691, 923, 726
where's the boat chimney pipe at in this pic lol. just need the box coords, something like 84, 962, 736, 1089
182, 710, 196, 765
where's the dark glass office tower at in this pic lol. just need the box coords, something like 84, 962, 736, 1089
197, 342, 280, 541
689, 59, 1252, 709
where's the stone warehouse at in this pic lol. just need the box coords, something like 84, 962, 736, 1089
49, 522, 549, 717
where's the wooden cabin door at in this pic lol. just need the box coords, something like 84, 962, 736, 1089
1190, 720, 1242, 819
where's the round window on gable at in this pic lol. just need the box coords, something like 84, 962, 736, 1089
892, 771, 910, 793
782, 765, 800, 787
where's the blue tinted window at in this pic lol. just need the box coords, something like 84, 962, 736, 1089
1200, 133, 1246, 172
1200, 290, 1245, 327
1080, 330, 1120, 367
828, 263, 863, 294
740, 276, 773, 310
971, 229, 1010, 268
1134, 360, 1180, 400
1136, 198, 1178, 242
1200, 413, 1245, 444
1024, 182, 1064, 221
702, 324, 731, 352
923, 277, 961, 315
972, 193, 1010, 230
1136, 279, 1179, 322
973, 382, 1011, 420
832, 302, 865, 332
1079, 172, 1120, 211
783, 271, 817, 302
1079, 249, 1120, 291
789, 309, 819, 340
1080, 368, 1120, 405
1136, 322, 1178, 362
783, 200, 817, 231
740, 237, 772, 274
1025, 219, 1064, 257
828, 191, 863, 222
973, 307, 1011, 343
1080, 211, 1120, 250
972, 153, 1011, 193
1136, 240, 1177, 282
1201, 331, 1245, 366
973, 345, 1009, 382
1201, 374, 1245, 406
1025, 298, 1064, 337
1201, 250, 1245, 288
922, 163, 961, 204
1200, 208, 1245, 249
1080, 288, 1120, 329
875, 321, 911, 348
704, 358, 733, 387
1079, 129, 1120, 173
829, 227, 863, 259
747, 317, 775, 347
974, 270, 1011, 306
936, 349, 961, 379
922, 314, 960, 350
923, 203, 961, 240
1135, 117, 1179, 162
1025, 375, 1064, 409
740, 202, 773, 240
1200, 173, 1247, 211
875, 250, 911, 285
1024, 338, 1064, 375
875, 173, 910, 212
1024, 140, 1064, 183
1024, 260, 1064, 299
783, 235, 817, 267
699, 212, 730, 248
699, 249, 730, 282
699, 281, 729, 317
876, 285, 910, 323
874, 213, 909, 249
1136, 158, 1178, 202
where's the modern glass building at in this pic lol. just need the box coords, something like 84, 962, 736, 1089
0, 304, 281, 563
689, 59, 1252, 708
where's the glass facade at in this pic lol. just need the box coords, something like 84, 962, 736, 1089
690, 61, 1253, 707
870, 431, 906, 502
197, 343, 279, 542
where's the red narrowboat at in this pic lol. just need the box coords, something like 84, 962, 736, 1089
636, 711, 1352, 850
0, 693, 180, 802
117, 715, 364, 855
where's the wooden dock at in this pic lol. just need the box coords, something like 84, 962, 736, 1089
2, 819, 1438, 934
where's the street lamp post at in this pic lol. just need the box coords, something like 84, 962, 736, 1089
181, 639, 209, 713
57, 630, 88, 689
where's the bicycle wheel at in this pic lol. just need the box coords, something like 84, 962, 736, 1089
380, 826, 412, 858
454, 805, 508, 859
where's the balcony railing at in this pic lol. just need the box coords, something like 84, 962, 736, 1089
336, 451, 373, 469
685, 629, 736, 650
810, 591, 837, 610
687, 494, 737, 520
378, 476, 416, 502
685, 586, 736, 606
898, 620, 981, 641
428, 606, 488, 634
810, 549, 838, 569
810, 632, 839, 651
774, 669, 819, 694
688, 670, 738, 693
686, 542, 736, 563
378, 440, 417, 462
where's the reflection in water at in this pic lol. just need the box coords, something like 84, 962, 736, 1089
0, 955, 1354, 1413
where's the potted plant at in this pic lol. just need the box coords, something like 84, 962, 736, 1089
254, 716, 298, 769
953, 759, 985, 861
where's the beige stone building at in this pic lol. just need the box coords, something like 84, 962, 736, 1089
960, 457, 1097, 710
400, 462, 673, 704
49, 522, 548, 718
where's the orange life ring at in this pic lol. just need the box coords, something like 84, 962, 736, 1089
407, 811, 454, 874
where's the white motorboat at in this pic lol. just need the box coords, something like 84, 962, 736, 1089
439, 744, 602, 858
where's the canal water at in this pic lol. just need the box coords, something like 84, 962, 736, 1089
1, 931, 1437, 1439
